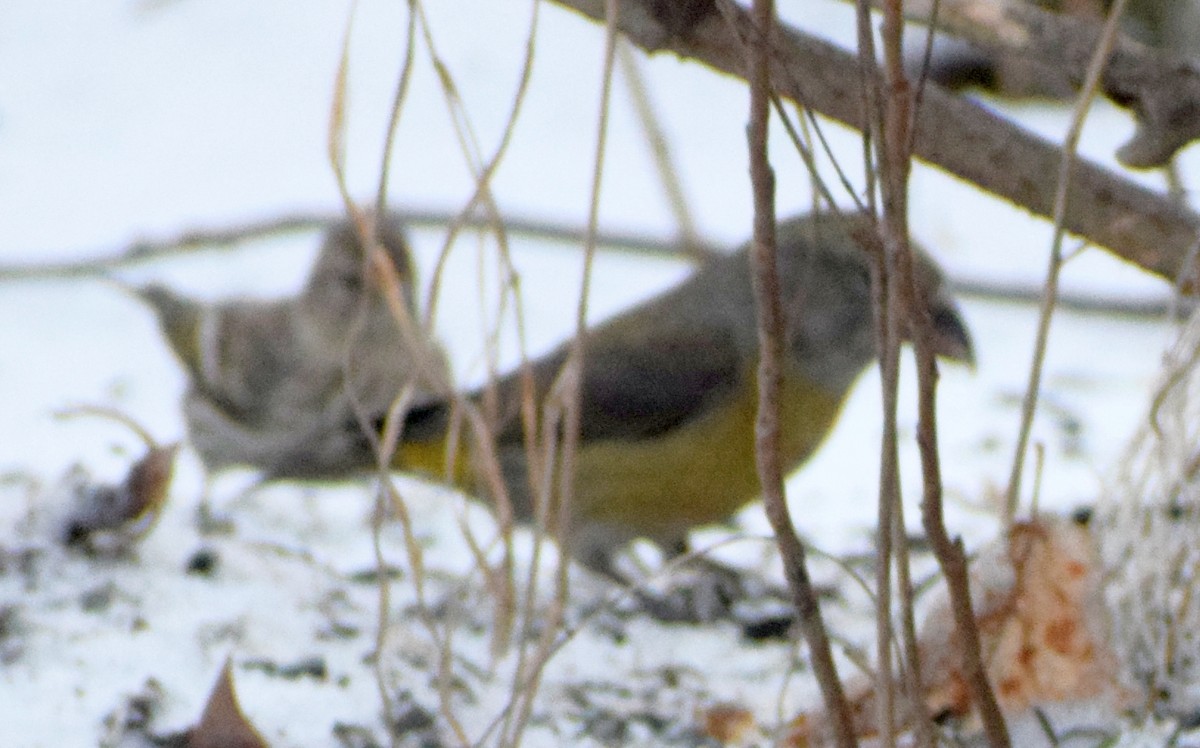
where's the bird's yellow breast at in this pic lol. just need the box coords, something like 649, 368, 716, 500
570, 364, 846, 538
396, 364, 848, 542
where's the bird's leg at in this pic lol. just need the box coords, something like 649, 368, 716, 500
193, 470, 270, 535
575, 530, 803, 633
613, 536, 764, 623
628, 536, 830, 638
193, 470, 234, 535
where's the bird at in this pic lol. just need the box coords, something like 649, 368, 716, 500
134, 212, 448, 480
391, 211, 974, 584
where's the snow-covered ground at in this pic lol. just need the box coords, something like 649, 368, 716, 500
0, 0, 1192, 745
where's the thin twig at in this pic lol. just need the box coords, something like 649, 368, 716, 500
891, 490, 929, 746
53, 404, 160, 451
1004, 0, 1133, 524
850, 0, 900, 740
746, 1, 857, 745
871, 222, 904, 746
373, 1, 419, 219
408, 0, 555, 736
769, 94, 857, 215
879, 0, 1009, 740
617, 42, 705, 258
501, 0, 617, 743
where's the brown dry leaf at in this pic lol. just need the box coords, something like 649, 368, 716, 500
920, 516, 1119, 719
122, 442, 179, 530
699, 701, 756, 743
188, 658, 269, 748
62, 442, 178, 547
792, 515, 1123, 742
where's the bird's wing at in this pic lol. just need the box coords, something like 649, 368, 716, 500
497, 324, 744, 444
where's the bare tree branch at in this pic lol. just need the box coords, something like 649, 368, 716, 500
896, 0, 1200, 169
3, 208, 1180, 320
551, 0, 1200, 283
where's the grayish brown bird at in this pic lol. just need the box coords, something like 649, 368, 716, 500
135, 213, 447, 479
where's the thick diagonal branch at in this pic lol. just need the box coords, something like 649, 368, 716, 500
553, 0, 1200, 283
897, 0, 1200, 169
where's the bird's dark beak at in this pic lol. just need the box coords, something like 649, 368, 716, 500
927, 299, 975, 369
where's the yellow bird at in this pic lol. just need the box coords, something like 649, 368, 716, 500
395, 211, 973, 580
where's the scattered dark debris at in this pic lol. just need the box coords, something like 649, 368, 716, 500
100, 662, 272, 744
730, 591, 801, 643
574, 704, 715, 746
316, 588, 361, 640
242, 655, 328, 681
1178, 708, 1200, 731
1071, 499, 1200, 528
347, 565, 406, 584
579, 710, 630, 743
2, 546, 43, 592
633, 585, 730, 625
418, 666, 480, 708
100, 677, 166, 746
626, 558, 800, 626
562, 669, 721, 746
185, 547, 219, 576
332, 722, 384, 748
563, 680, 632, 709
0, 604, 25, 664
582, 605, 630, 645
740, 614, 793, 642
1071, 505, 1095, 525
79, 581, 119, 613
385, 689, 441, 747
196, 619, 247, 650
1167, 500, 1193, 522
60, 448, 176, 552
317, 618, 361, 641
399, 583, 495, 640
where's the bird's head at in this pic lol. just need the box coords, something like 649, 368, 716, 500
774, 211, 973, 393
300, 211, 416, 328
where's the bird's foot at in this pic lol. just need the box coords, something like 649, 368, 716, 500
631, 557, 799, 634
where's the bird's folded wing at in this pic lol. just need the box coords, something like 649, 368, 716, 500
569, 327, 744, 442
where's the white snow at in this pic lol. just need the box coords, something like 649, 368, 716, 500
0, 0, 1191, 745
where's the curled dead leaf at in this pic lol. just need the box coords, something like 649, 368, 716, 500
189, 658, 268, 748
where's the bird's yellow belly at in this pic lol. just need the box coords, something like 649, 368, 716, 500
571, 367, 846, 537
396, 367, 849, 544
